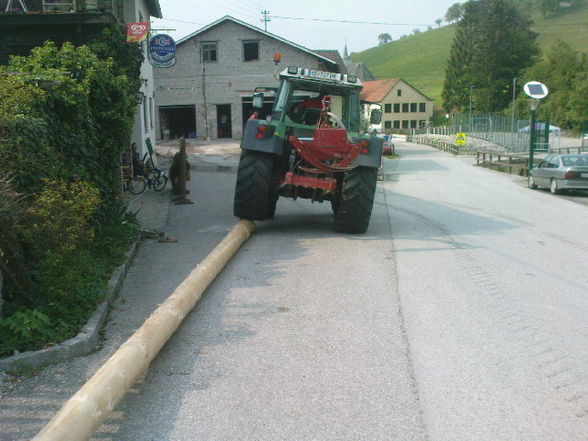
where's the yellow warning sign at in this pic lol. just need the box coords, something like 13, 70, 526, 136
456, 133, 466, 146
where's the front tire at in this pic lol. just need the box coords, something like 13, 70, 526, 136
333, 166, 378, 234
234, 150, 275, 220
153, 175, 168, 191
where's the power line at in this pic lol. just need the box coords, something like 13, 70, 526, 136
269, 15, 434, 27
268, 14, 588, 28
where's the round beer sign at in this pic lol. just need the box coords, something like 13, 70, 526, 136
149, 34, 176, 68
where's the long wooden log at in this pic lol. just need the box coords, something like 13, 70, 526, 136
32, 220, 256, 441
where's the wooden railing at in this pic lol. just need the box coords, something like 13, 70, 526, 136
475, 151, 542, 176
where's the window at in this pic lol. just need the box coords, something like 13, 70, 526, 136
419, 103, 426, 113
402, 120, 409, 129
410, 120, 417, 128
419, 120, 426, 128
384, 104, 392, 113
410, 103, 417, 113
243, 40, 259, 61
384, 121, 392, 129
393, 121, 400, 129
402, 103, 409, 112
393, 103, 400, 113
397, 89, 402, 96
202, 42, 217, 62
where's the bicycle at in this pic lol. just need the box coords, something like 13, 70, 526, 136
125, 167, 168, 194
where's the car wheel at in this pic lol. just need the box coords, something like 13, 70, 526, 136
550, 178, 559, 194
528, 176, 537, 189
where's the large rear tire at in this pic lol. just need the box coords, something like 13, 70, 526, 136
234, 150, 275, 220
333, 166, 378, 234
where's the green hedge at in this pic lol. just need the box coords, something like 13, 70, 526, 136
0, 27, 142, 356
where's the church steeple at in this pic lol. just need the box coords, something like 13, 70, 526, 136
343, 42, 351, 65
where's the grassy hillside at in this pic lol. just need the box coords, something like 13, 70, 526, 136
352, 0, 588, 107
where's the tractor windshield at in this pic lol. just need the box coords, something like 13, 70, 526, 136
272, 79, 361, 133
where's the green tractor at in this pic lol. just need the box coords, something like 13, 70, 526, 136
233, 67, 383, 233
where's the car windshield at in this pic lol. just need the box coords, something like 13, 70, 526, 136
561, 155, 588, 167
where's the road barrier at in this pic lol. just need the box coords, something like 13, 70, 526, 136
32, 219, 256, 441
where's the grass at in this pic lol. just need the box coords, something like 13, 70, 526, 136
352, 0, 588, 108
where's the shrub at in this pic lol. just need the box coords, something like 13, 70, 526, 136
0, 27, 142, 356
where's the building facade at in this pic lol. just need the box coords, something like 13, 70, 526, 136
361, 79, 433, 131
153, 16, 345, 141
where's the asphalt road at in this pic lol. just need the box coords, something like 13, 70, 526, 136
1, 141, 587, 440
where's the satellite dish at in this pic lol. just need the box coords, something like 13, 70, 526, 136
523, 81, 548, 100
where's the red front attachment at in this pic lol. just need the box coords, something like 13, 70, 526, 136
288, 128, 362, 173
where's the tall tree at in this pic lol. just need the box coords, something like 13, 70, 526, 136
378, 33, 393, 45
444, 3, 464, 23
442, 0, 540, 113
521, 40, 588, 131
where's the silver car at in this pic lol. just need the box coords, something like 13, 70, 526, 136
529, 154, 588, 194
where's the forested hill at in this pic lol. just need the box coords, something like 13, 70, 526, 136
352, 0, 588, 106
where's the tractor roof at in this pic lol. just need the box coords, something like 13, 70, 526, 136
280, 67, 362, 91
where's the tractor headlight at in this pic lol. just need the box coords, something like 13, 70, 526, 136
347, 74, 358, 83
287, 66, 298, 75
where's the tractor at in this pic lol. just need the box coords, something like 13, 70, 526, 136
233, 67, 383, 233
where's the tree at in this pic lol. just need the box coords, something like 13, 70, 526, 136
442, 0, 540, 113
435, 18, 443, 27
378, 33, 393, 45
521, 40, 588, 131
444, 2, 464, 23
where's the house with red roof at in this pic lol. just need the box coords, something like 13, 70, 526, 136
361, 79, 433, 131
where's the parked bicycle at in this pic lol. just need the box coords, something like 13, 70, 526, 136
126, 166, 168, 194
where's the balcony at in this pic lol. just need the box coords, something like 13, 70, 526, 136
0, 1, 124, 21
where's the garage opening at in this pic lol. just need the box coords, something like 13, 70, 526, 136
216, 104, 232, 138
159, 105, 196, 140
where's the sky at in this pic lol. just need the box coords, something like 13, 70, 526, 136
151, 0, 459, 55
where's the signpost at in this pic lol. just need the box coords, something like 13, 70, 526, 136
523, 81, 549, 177
148, 34, 176, 68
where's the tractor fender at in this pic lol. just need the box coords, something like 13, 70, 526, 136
240, 119, 285, 156
353, 136, 383, 168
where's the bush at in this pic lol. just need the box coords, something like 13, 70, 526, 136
0, 27, 142, 356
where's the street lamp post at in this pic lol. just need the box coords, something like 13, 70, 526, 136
528, 99, 539, 174
523, 81, 549, 178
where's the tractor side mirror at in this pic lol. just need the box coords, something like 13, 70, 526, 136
252, 92, 264, 109
370, 108, 382, 125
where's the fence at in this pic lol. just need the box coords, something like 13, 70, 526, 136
426, 113, 561, 153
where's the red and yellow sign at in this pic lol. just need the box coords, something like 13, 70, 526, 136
126, 22, 150, 43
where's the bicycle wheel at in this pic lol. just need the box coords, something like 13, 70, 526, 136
128, 176, 146, 194
152, 175, 168, 191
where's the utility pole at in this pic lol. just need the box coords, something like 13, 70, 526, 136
468, 85, 474, 132
511, 77, 518, 132
261, 10, 270, 31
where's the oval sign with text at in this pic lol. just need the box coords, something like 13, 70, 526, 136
149, 34, 176, 68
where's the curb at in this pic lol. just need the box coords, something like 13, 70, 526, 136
0, 239, 139, 374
